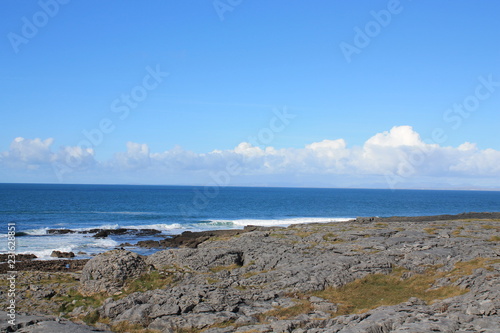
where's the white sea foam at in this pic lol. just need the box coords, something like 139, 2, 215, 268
90, 238, 119, 248
33, 223, 184, 233
23, 244, 79, 259
126, 223, 184, 231
207, 217, 352, 227
76, 224, 120, 231
22, 227, 50, 235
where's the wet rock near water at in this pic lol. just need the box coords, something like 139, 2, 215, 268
50, 251, 75, 258
90, 228, 162, 238
47, 227, 162, 238
0, 259, 88, 274
0, 253, 37, 262
134, 225, 280, 249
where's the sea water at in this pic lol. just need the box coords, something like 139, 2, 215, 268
1, 183, 499, 259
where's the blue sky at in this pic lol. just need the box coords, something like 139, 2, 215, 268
1, 0, 500, 188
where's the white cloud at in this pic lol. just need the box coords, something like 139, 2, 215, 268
0, 137, 96, 176
365, 125, 425, 147
1, 126, 500, 188
55, 146, 95, 170
1, 137, 54, 169
112, 142, 150, 170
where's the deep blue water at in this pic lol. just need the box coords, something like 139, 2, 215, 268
1, 183, 499, 258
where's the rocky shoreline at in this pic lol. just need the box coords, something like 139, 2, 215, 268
1, 213, 499, 332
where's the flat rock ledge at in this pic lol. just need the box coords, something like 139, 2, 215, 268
2, 213, 500, 332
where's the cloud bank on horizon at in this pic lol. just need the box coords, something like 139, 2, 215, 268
1, 126, 499, 190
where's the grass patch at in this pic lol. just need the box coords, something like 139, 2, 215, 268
207, 319, 237, 329
322, 233, 337, 241
38, 273, 78, 285
451, 227, 463, 236
124, 271, 174, 294
312, 258, 496, 316
234, 285, 247, 291
257, 299, 313, 321
82, 310, 100, 325
209, 263, 241, 273
458, 219, 500, 223
245, 260, 256, 266
446, 258, 493, 278
374, 223, 389, 227
295, 231, 314, 238
488, 236, 500, 242
424, 228, 437, 235
56, 289, 108, 314
243, 270, 269, 279
57, 271, 174, 316
206, 278, 220, 284
481, 225, 500, 233
111, 321, 161, 333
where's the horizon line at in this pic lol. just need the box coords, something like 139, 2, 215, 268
1, 182, 499, 192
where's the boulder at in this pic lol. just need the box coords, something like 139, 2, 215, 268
79, 250, 147, 295
50, 251, 75, 258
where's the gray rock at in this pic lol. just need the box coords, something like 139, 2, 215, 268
79, 250, 147, 295
147, 247, 244, 272
53, 216, 499, 332
50, 251, 75, 258
17, 320, 111, 333
0, 311, 112, 333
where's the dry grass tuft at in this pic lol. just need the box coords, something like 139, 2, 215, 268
312, 258, 497, 317
209, 263, 241, 273
257, 299, 314, 322
424, 228, 437, 235
111, 321, 161, 333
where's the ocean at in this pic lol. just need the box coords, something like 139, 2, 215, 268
1, 183, 499, 259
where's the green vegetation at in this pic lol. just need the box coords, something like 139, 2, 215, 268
57, 270, 175, 319
312, 258, 498, 316
124, 270, 174, 294
257, 299, 314, 321
322, 233, 337, 241
488, 236, 500, 242
57, 288, 108, 314
82, 310, 100, 325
